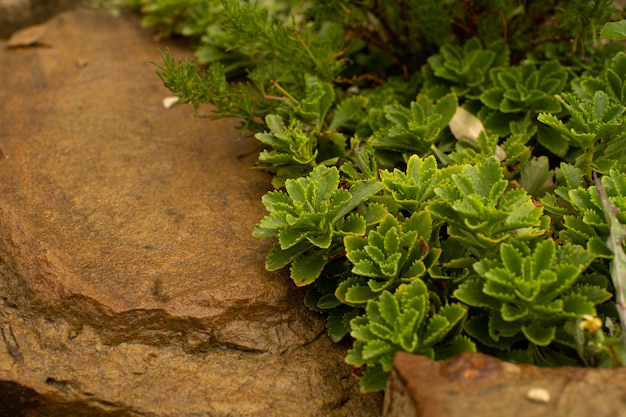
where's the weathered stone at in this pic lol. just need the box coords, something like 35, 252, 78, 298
0, 0, 81, 38
0, 7, 383, 416
384, 352, 626, 417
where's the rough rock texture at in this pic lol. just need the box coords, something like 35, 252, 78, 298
0, 0, 81, 38
0, 7, 383, 416
384, 352, 626, 417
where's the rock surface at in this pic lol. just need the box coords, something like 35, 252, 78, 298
384, 352, 626, 417
0, 7, 383, 416
0, 0, 81, 38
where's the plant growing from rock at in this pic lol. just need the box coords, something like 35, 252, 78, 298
125, 0, 626, 392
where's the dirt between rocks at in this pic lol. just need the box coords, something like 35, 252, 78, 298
0, 6, 383, 417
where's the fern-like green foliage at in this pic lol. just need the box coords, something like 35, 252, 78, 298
429, 156, 548, 258
455, 239, 611, 351
154, 49, 276, 132
254, 165, 382, 286
346, 279, 475, 392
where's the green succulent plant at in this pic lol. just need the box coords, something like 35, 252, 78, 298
337, 212, 441, 305
425, 37, 506, 99
538, 91, 626, 176
368, 93, 457, 156
380, 154, 458, 213
428, 156, 548, 258
142, 0, 626, 392
254, 165, 382, 286
346, 279, 475, 392
455, 239, 611, 351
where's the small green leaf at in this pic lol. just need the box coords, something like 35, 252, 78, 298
358, 364, 389, 392
317, 294, 341, 309
520, 156, 555, 197
326, 307, 358, 342
455, 279, 499, 309
290, 250, 328, 286
265, 241, 310, 271
436, 335, 477, 360
329, 96, 368, 131
341, 214, 367, 235
362, 339, 395, 360
343, 284, 378, 304
522, 324, 556, 346
601, 20, 626, 41
378, 291, 401, 325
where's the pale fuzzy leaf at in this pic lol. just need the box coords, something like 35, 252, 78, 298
449, 107, 484, 143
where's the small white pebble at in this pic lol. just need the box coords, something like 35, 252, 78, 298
162, 96, 179, 109
526, 387, 550, 404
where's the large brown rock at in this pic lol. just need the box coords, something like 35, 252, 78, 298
384, 352, 626, 417
0, 7, 382, 416
0, 0, 81, 38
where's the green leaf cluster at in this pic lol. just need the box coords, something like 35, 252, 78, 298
339, 212, 440, 304
254, 165, 382, 286
346, 280, 474, 391
128, 0, 626, 393
368, 94, 457, 158
456, 240, 610, 350
425, 38, 507, 99
429, 156, 547, 257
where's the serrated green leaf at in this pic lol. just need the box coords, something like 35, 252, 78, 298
435, 335, 477, 360
326, 307, 358, 342
361, 203, 389, 225
332, 180, 383, 224
362, 339, 395, 361
290, 249, 328, 286
329, 96, 368, 131
378, 291, 400, 325
352, 259, 382, 278
343, 284, 378, 304
532, 239, 556, 277
345, 341, 365, 364
341, 214, 367, 235
588, 237, 614, 258
350, 317, 375, 342
522, 323, 556, 346
422, 315, 451, 347
358, 364, 389, 392
265, 241, 310, 271
454, 279, 499, 309
561, 293, 596, 317
278, 225, 312, 249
